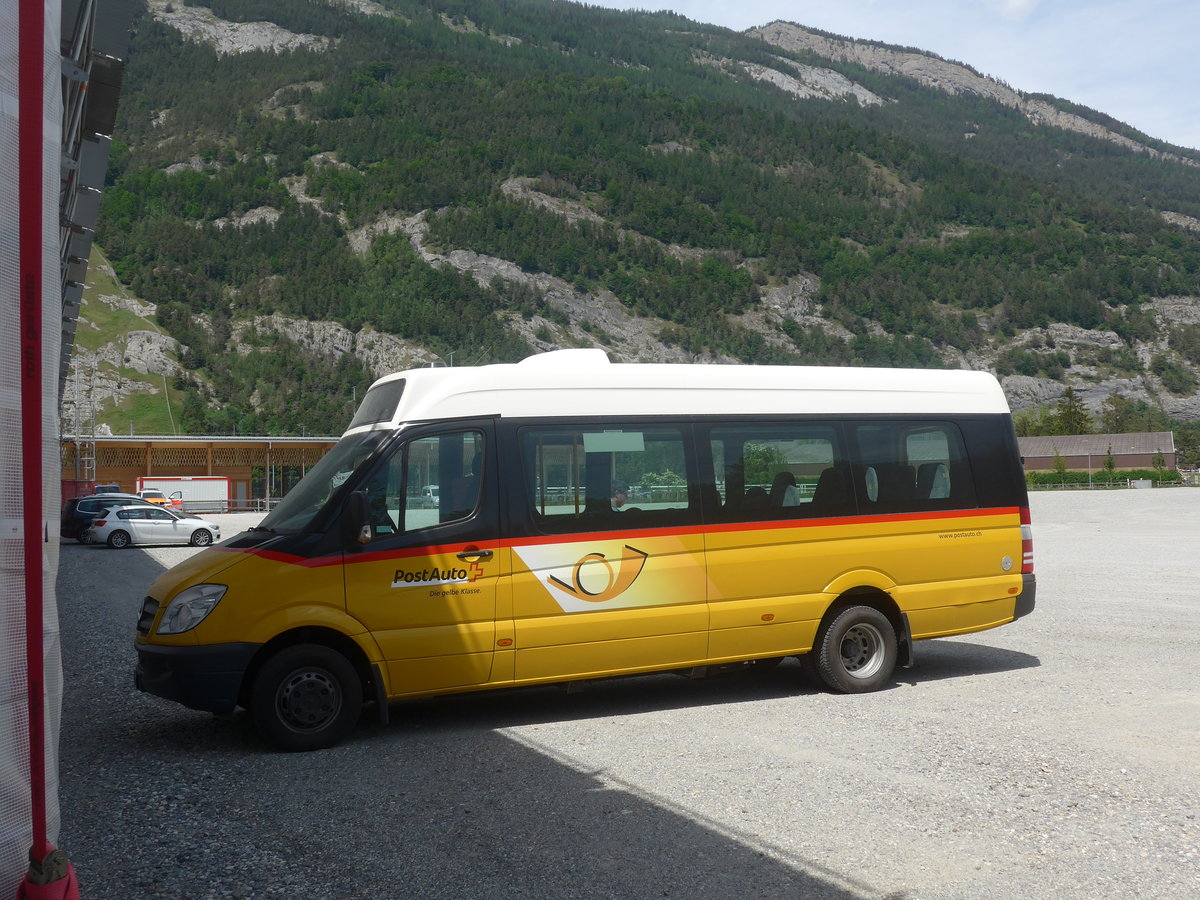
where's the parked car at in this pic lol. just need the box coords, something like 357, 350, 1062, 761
136, 488, 183, 509
84, 505, 221, 549
61, 493, 157, 542
407, 484, 439, 508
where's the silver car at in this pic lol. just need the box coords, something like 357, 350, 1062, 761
85, 504, 221, 549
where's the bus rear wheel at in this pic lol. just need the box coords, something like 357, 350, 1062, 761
810, 605, 897, 693
251, 644, 363, 752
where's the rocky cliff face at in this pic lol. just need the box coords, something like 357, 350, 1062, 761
148, 0, 339, 56
231, 314, 441, 377
398, 205, 733, 365
748, 22, 1200, 170
694, 50, 885, 106
63, 253, 181, 436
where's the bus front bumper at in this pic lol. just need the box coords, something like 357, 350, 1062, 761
135, 641, 260, 715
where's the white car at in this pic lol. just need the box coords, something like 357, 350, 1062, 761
85, 504, 221, 549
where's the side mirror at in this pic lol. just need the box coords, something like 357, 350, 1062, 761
346, 491, 373, 545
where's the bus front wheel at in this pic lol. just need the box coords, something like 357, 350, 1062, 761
810, 605, 897, 693
251, 644, 363, 752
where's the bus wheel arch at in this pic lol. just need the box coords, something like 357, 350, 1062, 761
242, 628, 374, 751
806, 590, 902, 694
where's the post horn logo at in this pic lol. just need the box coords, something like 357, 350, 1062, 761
548, 544, 649, 603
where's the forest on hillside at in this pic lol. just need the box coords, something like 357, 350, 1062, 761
97, 0, 1200, 437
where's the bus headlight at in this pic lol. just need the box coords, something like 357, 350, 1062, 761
157, 584, 228, 635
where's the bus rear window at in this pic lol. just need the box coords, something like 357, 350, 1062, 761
850, 421, 976, 512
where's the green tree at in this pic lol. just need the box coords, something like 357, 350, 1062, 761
1013, 405, 1059, 437
743, 443, 789, 485
1052, 447, 1068, 482
1054, 387, 1093, 435
640, 469, 686, 487
1099, 393, 1134, 434
1150, 354, 1198, 395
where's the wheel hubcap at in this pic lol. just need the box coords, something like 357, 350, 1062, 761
277, 669, 341, 732
840, 623, 885, 678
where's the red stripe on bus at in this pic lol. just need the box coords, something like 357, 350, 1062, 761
225, 506, 1021, 567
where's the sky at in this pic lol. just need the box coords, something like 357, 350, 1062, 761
581, 0, 1200, 151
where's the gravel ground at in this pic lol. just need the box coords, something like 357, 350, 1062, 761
54, 492, 1200, 899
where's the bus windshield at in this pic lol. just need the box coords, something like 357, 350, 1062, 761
256, 430, 391, 534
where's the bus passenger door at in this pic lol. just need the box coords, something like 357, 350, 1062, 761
701, 423, 855, 661
344, 424, 505, 696
508, 422, 709, 681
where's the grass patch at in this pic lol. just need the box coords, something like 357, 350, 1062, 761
68, 245, 188, 436
103, 383, 182, 436
77, 245, 159, 352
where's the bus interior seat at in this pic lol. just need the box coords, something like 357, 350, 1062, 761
877, 464, 915, 502
743, 486, 769, 510
917, 462, 951, 499
769, 471, 798, 507
809, 466, 850, 516
584, 495, 611, 515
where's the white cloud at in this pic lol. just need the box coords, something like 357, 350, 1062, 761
991, 0, 1041, 22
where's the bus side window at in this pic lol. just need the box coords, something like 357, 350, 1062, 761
362, 466, 397, 536
377, 430, 485, 535
519, 424, 696, 534
706, 424, 848, 521
903, 425, 974, 508
851, 422, 975, 512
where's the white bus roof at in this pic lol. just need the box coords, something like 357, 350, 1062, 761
350, 349, 1010, 433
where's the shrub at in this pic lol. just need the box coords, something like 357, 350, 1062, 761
1026, 468, 1181, 486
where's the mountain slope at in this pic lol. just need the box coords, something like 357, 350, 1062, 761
82, 0, 1200, 435
750, 22, 1200, 170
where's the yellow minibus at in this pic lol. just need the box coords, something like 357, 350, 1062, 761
135, 350, 1035, 750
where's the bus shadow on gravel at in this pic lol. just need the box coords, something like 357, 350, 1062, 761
896, 638, 1040, 685
121, 661, 820, 755
94, 695, 877, 900
115, 641, 1039, 760
376, 662, 818, 732
110, 634, 1039, 755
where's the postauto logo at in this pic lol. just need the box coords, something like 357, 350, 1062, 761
391, 561, 484, 588
547, 544, 648, 603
